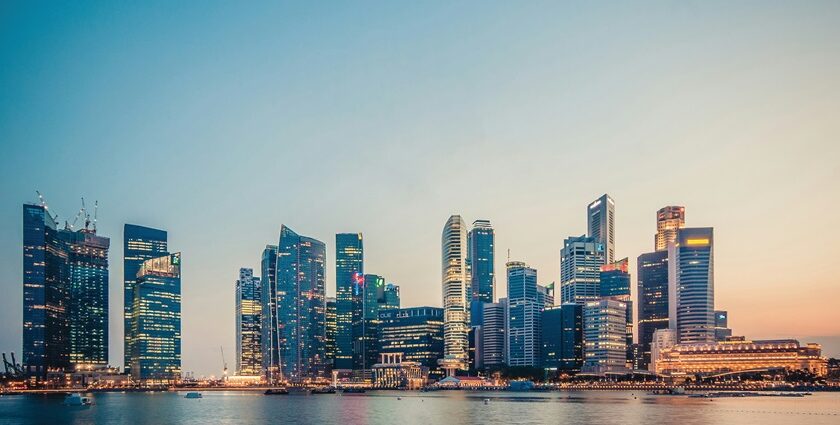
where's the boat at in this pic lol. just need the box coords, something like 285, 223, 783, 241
310, 387, 336, 394
63, 393, 93, 406
342, 388, 366, 394
184, 392, 203, 399
264, 388, 289, 395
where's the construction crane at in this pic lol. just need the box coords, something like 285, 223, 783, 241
220, 346, 228, 378
35, 190, 58, 223
93, 200, 98, 233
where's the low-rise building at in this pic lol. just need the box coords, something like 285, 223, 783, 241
372, 353, 428, 389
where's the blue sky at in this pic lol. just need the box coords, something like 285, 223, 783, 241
2, 1, 839, 376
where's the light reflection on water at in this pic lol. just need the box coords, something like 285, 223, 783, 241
0, 390, 838, 425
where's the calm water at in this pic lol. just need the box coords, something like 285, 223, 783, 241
1, 390, 839, 425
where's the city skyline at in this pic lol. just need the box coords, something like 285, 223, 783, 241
2, 1, 840, 377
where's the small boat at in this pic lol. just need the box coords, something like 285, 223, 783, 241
184, 392, 203, 399
483, 398, 490, 405
63, 393, 93, 406
310, 387, 336, 394
264, 388, 289, 395
342, 388, 366, 394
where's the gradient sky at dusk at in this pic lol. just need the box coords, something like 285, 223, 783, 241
1, 1, 839, 376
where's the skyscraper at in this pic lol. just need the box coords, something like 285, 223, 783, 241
636, 250, 670, 370
668, 227, 715, 343
382, 284, 400, 310
480, 301, 507, 368
440, 215, 470, 372
354, 273, 384, 372
599, 258, 632, 367
277, 225, 327, 380
325, 297, 336, 369
583, 299, 627, 374
236, 268, 261, 376
655, 206, 685, 252
378, 307, 444, 370
714, 310, 732, 341
467, 220, 495, 325
541, 303, 583, 375
335, 233, 363, 371
66, 228, 110, 369
260, 244, 279, 381
22, 204, 69, 377
131, 253, 181, 383
587, 194, 615, 264
560, 236, 605, 304
124, 224, 168, 371
506, 261, 541, 367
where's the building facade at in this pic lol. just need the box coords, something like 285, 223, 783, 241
354, 273, 384, 372
131, 253, 181, 383
440, 215, 470, 371
583, 299, 627, 374
481, 300, 506, 368
560, 236, 605, 304
541, 303, 583, 375
506, 262, 541, 367
335, 233, 363, 371
669, 227, 715, 343
325, 297, 336, 368
587, 194, 615, 264
235, 268, 261, 376
382, 284, 400, 310
655, 206, 685, 252
467, 220, 495, 323
714, 310, 732, 341
378, 307, 444, 370
67, 229, 110, 369
636, 250, 670, 370
260, 244, 279, 381
599, 258, 632, 368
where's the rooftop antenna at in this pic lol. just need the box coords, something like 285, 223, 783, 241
35, 190, 58, 223
93, 200, 98, 233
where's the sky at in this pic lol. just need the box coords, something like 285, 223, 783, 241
1, 1, 839, 377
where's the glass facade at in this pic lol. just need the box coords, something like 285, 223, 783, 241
123, 224, 168, 371
441, 215, 470, 369
236, 268, 262, 376
353, 274, 384, 371
335, 233, 363, 371
131, 253, 181, 383
378, 307, 444, 370
587, 194, 615, 264
583, 299, 627, 373
480, 301, 506, 368
382, 283, 400, 310
467, 220, 494, 325
325, 297, 336, 368
506, 262, 541, 367
669, 227, 715, 343
637, 250, 669, 370
655, 206, 685, 252
599, 258, 632, 368
260, 245, 279, 381
67, 230, 110, 368
560, 235, 605, 304
541, 303, 583, 374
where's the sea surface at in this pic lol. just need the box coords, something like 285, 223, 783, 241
1, 390, 839, 425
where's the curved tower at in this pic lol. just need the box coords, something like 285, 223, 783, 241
440, 215, 470, 372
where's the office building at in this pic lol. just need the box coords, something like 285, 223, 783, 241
467, 220, 495, 325
378, 307, 444, 370
481, 301, 506, 368
714, 310, 732, 341
277, 225, 327, 380
325, 297, 336, 368
335, 233, 363, 371
67, 228, 110, 369
655, 206, 685, 251
668, 227, 715, 343
560, 236, 605, 304
587, 194, 615, 264
260, 245, 279, 381
382, 284, 400, 310
541, 303, 583, 375
354, 274, 384, 372
123, 224, 168, 372
649, 328, 677, 373
506, 262, 542, 367
599, 258, 632, 367
440, 215, 470, 372
637, 250, 670, 370
583, 299, 627, 374
131, 253, 181, 383
235, 268, 261, 376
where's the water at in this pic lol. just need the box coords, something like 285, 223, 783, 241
1, 390, 839, 425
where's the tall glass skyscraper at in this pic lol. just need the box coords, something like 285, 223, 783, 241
335, 233, 363, 371
131, 253, 181, 383
260, 244, 278, 381
67, 229, 110, 368
668, 227, 715, 343
236, 268, 261, 376
587, 194, 615, 264
277, 225, 327, 381
541, 303, 583, 375
480, 300, 507, 368
354, 274, 384, 371
123, 224, 168, 371
560, 235, 605, 304
325, 297, 336, 368
583, 299, 627, 373
506, 262, 541, 367
655, 206, 685, 252
467, 220, 494, 326
440, 215, 470, 372
382, 283, 400, 310
599, 258, 632, 367
636, 250, 669, 370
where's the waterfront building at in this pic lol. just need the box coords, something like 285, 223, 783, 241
276, 225, 327, 380
372, 353, 428, 389
467, 220, 495, 325
668, 227, 715, 343
131, 253, 181, 383
382, 284, 400, 310
67, 228, 110, 369
260, 245, 279, 381
354, 274, 385, 372
481, 301, 506, 368
506, 262, 542, 367
599, 258, 632, 368
335, 233, 363, 371
440, 215, 470, 372
541, 303, 583, 375
123, 224, 168, 372
655, 206, 685, 251
654, 337, 828, 377
378, 307, 444, 371
583, 299, 627, 374
235, 268, 261, 376
325, 297, 336, 368
637, 250, 670, 370
560, 236, 605, 304
714, 310, 732, 341
649, 328, 677, 373
587, 194, 615, 264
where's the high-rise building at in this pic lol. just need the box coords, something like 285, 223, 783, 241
599, 258, 632, 368
236, 268, 261, 376
354, 274, 384, 372
541, 303, 583, 375
714, 310, 732, 341
131, 253, 181, 383
123, 224, 168, 372
260, 245, 279, 381
506, 262, 542, 367
325, 297, 336, 368
538, 282, 555, 308
378, 307, 444, 370
382, 284, 400, 310
583, 299, 627, 374
66, 228, 110, 369
335, 233, 363, 371
481, 300, 507, 368
22, 204, 69, 377
649, 328, 677, 372
587, 194, 615, 264
636, 250, 669, 370
655, 206, 685, 252
277, 225, 327, 380
668, 227, 715, 343
440, 215, 470, 372
467, 220, 495, 325
560, 236, 605, 304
